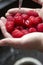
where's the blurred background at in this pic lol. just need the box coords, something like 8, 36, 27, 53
0, 0, 43, 65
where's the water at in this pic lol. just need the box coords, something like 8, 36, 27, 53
19, 0, 23, 9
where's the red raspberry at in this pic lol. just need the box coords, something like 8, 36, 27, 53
37, 23, 43, 32
6, 21, 14, 33
16, 26, 23, 30
35, 17, 42, 25
23, 20, 30, 28
6, 12, 43, 38
22, 14, 28, 20
28, 27, 37, 33
27, 10, 39, 17
14, 15, 23, 26
15, 12, 21, 16
12, 29, 23, 38
28, 16, 42, 27
7, 15, 14, 21
21, 29, 28, 35
28, 16, 36, 27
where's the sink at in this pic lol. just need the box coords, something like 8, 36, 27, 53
0, 0, 43, 65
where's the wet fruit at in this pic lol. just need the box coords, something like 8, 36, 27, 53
6, 10, 43, 38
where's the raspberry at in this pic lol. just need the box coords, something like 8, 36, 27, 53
15, 12, 21, 16
7, 15, 14, 21
28, 27, 37, 33
21, 29, 28, 35
5, 11, 43, 38
16, 26, 23, 30
35, 17, 42, 25
23, 20, 30, 28
28, 16, 42, 27
27, 10, 39, 17
6, 21, 14, 33
37, 23, 43, 32
28, 16, 36, 27
12, 29, 23, 38
14, 15, 23, 26
22, 14, 28, 20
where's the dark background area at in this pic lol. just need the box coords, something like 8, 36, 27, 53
0, 0, 43, 65
0, 0, 42, 17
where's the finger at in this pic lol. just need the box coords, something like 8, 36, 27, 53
0, 20, 12, 38
6, 8, 41, 18
32, 0, 43, 5
36, 8, 43, 19
5, 8, 35, 17
0, 32, 43, 50
1, 17, 7, 24
5, 12, 13, 17
0, 38, 22, 48
7, 8, 34, 13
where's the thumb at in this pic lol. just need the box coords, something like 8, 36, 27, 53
0, 38, 22, 48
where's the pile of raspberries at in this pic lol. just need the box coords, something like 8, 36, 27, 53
5, 10, 43, 38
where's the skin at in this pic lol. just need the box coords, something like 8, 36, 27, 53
0, 0, 43, 52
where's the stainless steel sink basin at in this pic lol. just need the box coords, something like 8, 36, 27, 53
0, 0, 43, 65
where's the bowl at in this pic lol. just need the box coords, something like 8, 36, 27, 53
14, 57, 42, 65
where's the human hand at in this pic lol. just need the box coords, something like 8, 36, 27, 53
0, 8, 43, 52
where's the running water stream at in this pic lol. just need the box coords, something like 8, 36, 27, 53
19, 0, 23, 10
